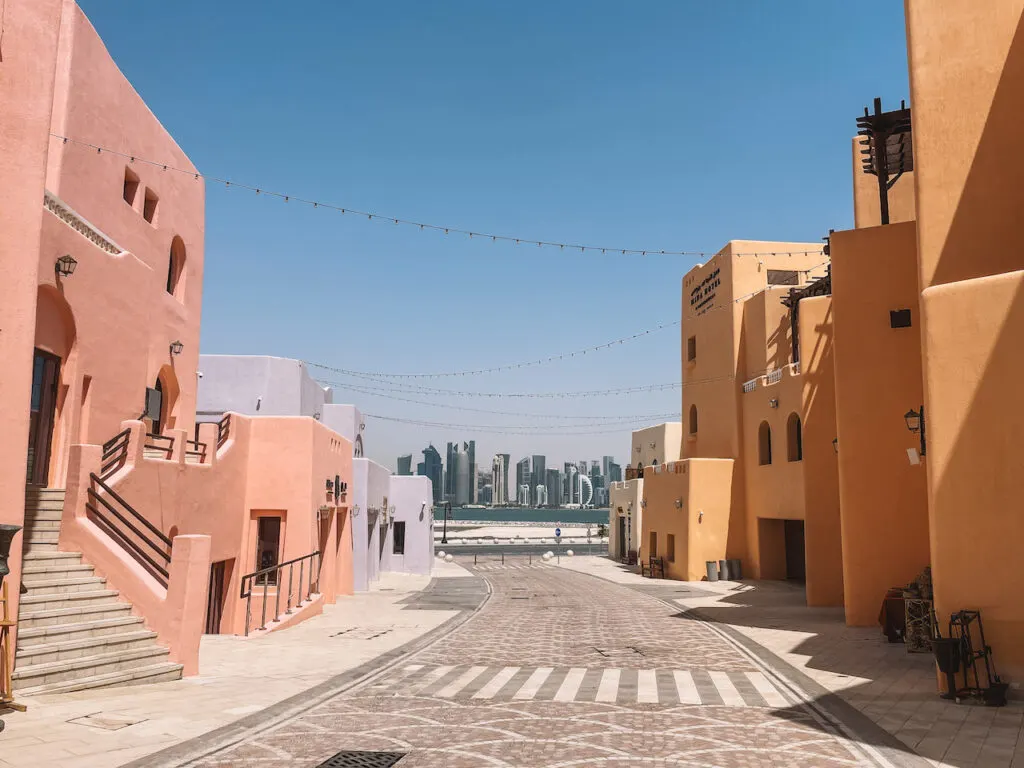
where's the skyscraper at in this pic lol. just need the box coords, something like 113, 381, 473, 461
546, 468, 561, 510
531, 455, 546, 499
609, 461, 622, 483
602, 456, 615, 482
397, 455, 413, 476
516, 457, 531, 505
563, 462, 575, 505
419, 444, 443, 503
467, 440, 477, 504
492, 455, 507, 505
500, 453, 510, 504
444, 442, 456, 502
453, 445, 470, 506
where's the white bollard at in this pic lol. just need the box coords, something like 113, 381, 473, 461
444, 554, 454, 563
544, 551, 554, 560
437, 550, 446, 559
566, 550, 575, 557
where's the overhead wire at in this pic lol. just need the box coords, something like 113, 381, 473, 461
51, 133, 827, 261
316, 376, 682, 399
364, 414, 646, 436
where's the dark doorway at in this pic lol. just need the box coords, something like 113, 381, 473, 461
26, 349, 61, 487
784, 520, 806, 582
617, 516, 626, 559
256, 516, 282, 585
149, 379, 164, 434
205, 560, 227, 634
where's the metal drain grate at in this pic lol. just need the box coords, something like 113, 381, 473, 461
316, 751, 406, 768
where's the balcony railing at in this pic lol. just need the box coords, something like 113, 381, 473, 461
217, 414, 231, 449
240, 551, 320, 636
765, 370, 783, 386
185, 439, 208, 465
625, 466, 643, 481
85, 473, 173, 587
742, 378, 759, 393
144, 432, 174, 459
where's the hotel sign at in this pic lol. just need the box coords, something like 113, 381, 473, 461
689, 267, 721, 315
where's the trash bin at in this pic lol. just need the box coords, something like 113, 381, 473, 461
718, 559, 731, 580
705, 561, 719, 582
728, 559, 743, 580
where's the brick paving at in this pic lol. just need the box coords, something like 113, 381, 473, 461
190, 560, 910, 767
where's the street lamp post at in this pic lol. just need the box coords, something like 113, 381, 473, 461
441, 501, 451, 545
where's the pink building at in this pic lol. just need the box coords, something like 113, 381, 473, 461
0, 0, 353, 699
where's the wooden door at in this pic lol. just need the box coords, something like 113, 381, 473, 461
26, 350, 60, 487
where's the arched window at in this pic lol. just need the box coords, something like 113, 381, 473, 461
787, 413, 803, 462
758, 421, 772, 465
167, 236, 186, 297
689, 404, 698, 435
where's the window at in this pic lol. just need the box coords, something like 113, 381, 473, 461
890, 309, 912, 328
758, 421, 772, 465
687, 335, 697, 362
649, 531, 657, 558
767, 269, 800, 286
393, 521, 406, 555
689, 404, 698, 435
123, 167, 140, 207
666, 534, 676, 563
787, 413, 803, 462
143, 188, 159, 224
167, 236, 185, 297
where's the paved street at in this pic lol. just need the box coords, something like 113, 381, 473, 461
181, 559, 924, 768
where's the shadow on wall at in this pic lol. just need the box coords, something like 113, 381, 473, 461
766, 311, 791, 374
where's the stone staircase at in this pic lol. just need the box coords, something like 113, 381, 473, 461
13, 487, 183, 696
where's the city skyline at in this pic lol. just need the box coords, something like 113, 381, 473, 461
399, 441, 621, 507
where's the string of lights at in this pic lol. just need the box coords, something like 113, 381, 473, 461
316, 376, 682, 399
365, 414, 642, 436
304, 319, 680, 379
51, 133, 827, 261
327, 380, 678, 420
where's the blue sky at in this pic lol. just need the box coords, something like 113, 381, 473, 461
79, 1, 909, 472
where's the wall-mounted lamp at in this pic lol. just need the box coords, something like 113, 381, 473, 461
649, 442, 656, 449
313, 411, 322, 421
832, 438, 839, 454
55, 254, 78, 278
169, 339, 184, 356
325, 478, 334, 492
768, 398, 779, 409
904, 406, 926, 456
352, 504, 361, 517
697, 510, 704, 524
627, 501, 633, 511
640, 499, 647, 508
388, 505, 396, 515
674, 498, 683, 509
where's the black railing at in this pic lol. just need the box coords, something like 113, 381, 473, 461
100, 428, 130, 481
217, 414, 231, 449
185, 439, 207, 464
85, 473, 173, 587
145, 432, 174, 458
240, 551, 320, 636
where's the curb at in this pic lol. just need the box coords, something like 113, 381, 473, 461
121, 576, 492, 768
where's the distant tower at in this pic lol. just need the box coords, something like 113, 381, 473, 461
519, 484, 532, 505
491, 455, 507, 505
535, 484, 548, 506
577, 473, 594, 507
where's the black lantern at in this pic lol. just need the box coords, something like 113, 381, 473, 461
832, 438, 839, 454
904, 406, 926, 456
325, 478, 334, 492
169, 340, 184, 356
55, 254, 77, 277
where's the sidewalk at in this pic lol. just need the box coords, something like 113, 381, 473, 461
0, 568, 465, 768
558, 556, 1024, 768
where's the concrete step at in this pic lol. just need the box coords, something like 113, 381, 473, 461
23, 518, 61, 532
25, 529, 59, 545
143, 448, 170, 460
22, 576, 107, 596
17, 615, 147, 647
16, 629, 159, 666
23, 541, 58, 552
24, 506, 64, 520
13, 661, 182, 697
22, 551, 82, 568
22, 562, 95, 581
25, 487, 66, 500
24, 498, 66, 513
19, 589, 120, 612
13, 645, 175, 688
18, 601, 133, 629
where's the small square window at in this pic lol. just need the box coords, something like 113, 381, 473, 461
143, 188, 159, 224
123, 168, 140, 207
687, 336, 697, 362
890, 309, 912, 328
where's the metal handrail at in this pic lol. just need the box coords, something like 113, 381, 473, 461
239, 550, 320, 636
185, 439, 207, 463
217, 415, 231, 449
86, 473, 172, 587
144, 432, 174, 457
100, 428, 130, 480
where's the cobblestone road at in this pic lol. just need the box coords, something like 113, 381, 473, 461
191, 562, 897, 767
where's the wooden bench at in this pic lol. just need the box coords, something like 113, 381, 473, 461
641, 556, 665, 579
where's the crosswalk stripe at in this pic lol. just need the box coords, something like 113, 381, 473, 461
595, 668, 621, 703
637, 669, 659, 703
745, 671, 788, 708
403, 664, 425, 673
410, 665, 455, 694
673, 670, 702, 704
709, 670, 745, 706
513, 667, 554, 700
472, 666, 520, 699
554, 668, 588, 702
436, 666, 488, 698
